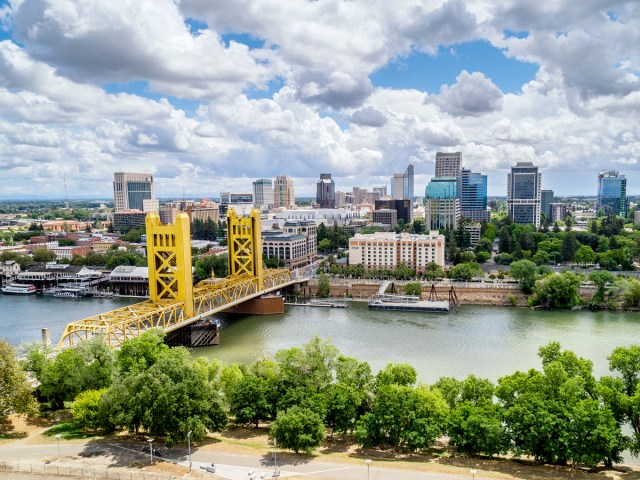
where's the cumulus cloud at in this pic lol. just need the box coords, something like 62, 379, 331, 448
429, 70, 504, 117
9, 0, 272, 99
349, 107, 387, 127
0, 0, 639, 197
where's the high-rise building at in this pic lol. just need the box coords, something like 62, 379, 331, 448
273, 175, 295, 209
507, 162, 542, 227
253, 178, 274, 212
404, 164, 414, 200
390, 164, 414, 200
316, 173, 335, 208
113, 172, 154, 212
597, 171, 628, 216
460, 168, 490, 223
391, 174, 404, 199
375, 199, 412, 224
435, 152, 461, 178
541, 190, 554, 220
425, 177, 460, 230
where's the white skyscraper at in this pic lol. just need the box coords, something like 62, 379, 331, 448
113, 172, 155, 212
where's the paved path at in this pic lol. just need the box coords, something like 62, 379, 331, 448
0, 439, 491, 480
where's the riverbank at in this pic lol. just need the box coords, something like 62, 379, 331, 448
1, 414, 637, 480
304, 277, 602, 308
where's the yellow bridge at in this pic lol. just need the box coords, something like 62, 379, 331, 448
57, 209, 298, 349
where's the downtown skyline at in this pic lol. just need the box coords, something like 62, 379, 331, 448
0, 1, 639, 199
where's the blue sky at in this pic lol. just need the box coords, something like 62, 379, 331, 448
0, 0, 638, 199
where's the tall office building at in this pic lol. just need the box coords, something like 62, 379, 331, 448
391, 174, 404, 199
404, 164, 414, 200
375, 199, 412, 224
597, 171, 628, 216
435, 152, 462, 178
273, 175, 295, 209
390, 164, 414, 200
460, 168, 490, 222
253, 178, 274, 212
425, 177, 460, 230
541, 190, 554, 220
507, 162, 542, 227
113, 172, 154, 212
316, 173, 335, 208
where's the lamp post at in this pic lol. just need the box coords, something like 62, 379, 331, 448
365, 458, 371, 480
147, 438, 154, 464
273, 438, 279, 477
55, 434, 62, 461
187, 430, 192, 473
470, 468, 477, 480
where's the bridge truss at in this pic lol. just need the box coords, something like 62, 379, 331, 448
57, 208, 297, 349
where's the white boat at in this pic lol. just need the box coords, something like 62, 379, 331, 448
53, 286, 87, 298
1, 283, 37, 295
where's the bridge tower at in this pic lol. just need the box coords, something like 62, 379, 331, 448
226, 208, 264, 290
146, 212, 194, 317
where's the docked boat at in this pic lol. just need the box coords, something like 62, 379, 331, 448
52, 286, 88, 298
1, 283, 37, 295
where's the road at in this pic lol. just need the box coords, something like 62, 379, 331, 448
0, 440, 490, 480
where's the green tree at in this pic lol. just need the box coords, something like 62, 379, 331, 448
317, 238, 332, 254
403, 282, 422, 296
229, 374, 271, 427
588, 270, 615, 307
575, 245, 596, 266
561, 232, 578, 263
101, 346, 227, 443
324, 382, 363, 435
32, 248, 56, 263
355, 384, 449, 451
0, 340, 38, 428
509, 259, 537, 294
120, 228, 145, 243
499, 227, 511, 253
72, 389, 107, 430
376, 363, 417, 388
275, 337, 339, 393
316, 273, 331, 298
497, 343, 624, 466
423, 262, 445, 280
447, 402, 508, 456
271, 406, 325, 453
532, 272, 581, 309
448, 262, 482, 281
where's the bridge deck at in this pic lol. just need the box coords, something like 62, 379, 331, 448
57, 269, 297, 349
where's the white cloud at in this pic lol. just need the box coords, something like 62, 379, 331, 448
0, 0, 639, 197
429, 70, 504, 117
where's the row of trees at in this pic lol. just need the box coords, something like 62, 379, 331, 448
6, 333, 640, 467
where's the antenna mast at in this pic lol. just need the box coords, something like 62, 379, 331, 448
63, 171, 69, 209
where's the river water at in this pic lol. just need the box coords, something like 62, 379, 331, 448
4, 293, 640, 383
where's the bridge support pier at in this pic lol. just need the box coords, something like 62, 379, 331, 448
225, 295, 284, 315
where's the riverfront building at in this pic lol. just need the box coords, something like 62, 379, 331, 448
113, 172, 154, 212
507, 162, 542, 227
597, 171, 628, 216
348, 231, 446, 273
262, 220, 317, 269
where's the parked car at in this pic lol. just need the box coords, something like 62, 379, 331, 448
200, 462, 216, 473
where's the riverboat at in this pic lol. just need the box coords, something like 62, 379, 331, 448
52, 286, 88, 298
368, 294, 450, 313
1, 283, 37, 295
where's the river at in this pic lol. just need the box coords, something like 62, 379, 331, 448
3, 293, 640, 383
